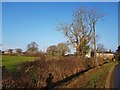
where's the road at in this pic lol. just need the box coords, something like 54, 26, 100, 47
110, 62, 120, 88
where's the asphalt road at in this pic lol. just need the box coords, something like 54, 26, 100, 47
110, 62, 120, 88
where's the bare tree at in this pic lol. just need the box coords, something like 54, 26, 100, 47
46, 43, 69, 57
16, 48, 22, 55
97, 43, 107, 52
57, 43, 69, 56
7, 49, 13, 55
46, 45, 58, 56
58, 7, 104, 60
26, 42, 39, 55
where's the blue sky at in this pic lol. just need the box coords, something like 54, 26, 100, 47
2, 2, 118, 52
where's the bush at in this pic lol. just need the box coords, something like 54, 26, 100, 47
3, 56, 85, 88
3, 56, 106, 88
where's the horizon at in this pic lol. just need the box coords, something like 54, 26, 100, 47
2, 2, 118, 52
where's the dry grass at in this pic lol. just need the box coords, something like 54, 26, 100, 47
58, 62, 116, 88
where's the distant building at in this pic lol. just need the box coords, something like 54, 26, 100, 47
2, 51, 9, 55
85, 52, 91, 58
96, 52, 114, 60
85, 51, 114, 59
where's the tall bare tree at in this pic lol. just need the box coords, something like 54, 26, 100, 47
89, 8, 104, 66
57, 7, 104, 62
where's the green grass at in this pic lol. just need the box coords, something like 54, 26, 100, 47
84, 63, 115, 88
2, 55, 35, 72
56, 62, 116, 88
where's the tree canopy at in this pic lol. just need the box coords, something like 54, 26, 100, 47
57, 7, 104, 58
26, 42, 39, 54
46, 43, 69, 56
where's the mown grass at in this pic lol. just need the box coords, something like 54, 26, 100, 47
2, 55, 35, 72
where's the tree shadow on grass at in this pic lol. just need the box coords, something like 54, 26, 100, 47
44, 62, 108, 89
43, 68, 93, 89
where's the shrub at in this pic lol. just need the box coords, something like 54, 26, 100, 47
2, 56, 86, 88
3, 56, 106, 88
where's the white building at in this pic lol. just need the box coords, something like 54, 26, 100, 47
85, 51, 114, 59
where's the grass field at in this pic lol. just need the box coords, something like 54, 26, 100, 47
2, 55, 35, 72
57, 62, 116, 88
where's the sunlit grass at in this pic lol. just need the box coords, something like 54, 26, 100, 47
2, 55, 35, 72
84, 63, 115, 88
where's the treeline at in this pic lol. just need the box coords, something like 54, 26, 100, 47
3, 41, 69, 57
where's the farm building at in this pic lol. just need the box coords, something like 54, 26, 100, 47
96, 52, 114, 59
2, 51, 9, 55
85, 51, 114, 59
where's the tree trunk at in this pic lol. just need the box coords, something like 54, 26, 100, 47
76, 50, 80, 58
93, 22, 98, 66
76, 48, 82, 58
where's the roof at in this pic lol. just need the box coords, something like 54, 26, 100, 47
97, 52, 115, 54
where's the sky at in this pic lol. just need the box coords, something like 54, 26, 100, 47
2, 0, 119, 2
0, 2, 2, 50
118, 2, 120, 45
2, 2, 118, 52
